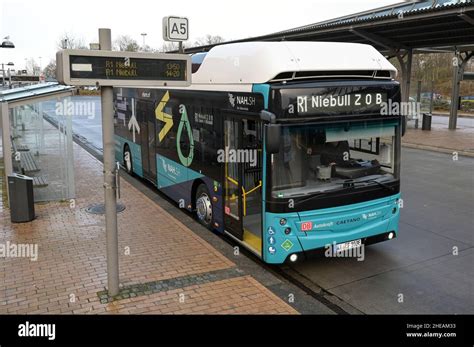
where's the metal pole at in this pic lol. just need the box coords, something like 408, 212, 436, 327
2, 64, 4, 87
449, 53, 461, 130
415, 80, 421, 129
99, 28, 120, 297
1, 102, 12, 205
8, 69, 12, 89
179, 41, 183, 54
429, 80, 434, 116
403, 50, 413, 104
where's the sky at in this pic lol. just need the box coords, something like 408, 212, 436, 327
0, 0, 401, 71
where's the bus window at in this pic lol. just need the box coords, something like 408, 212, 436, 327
271, 122, 398, 198
191, 53, 208, 73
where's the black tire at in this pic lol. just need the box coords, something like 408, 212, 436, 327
123, 145, 133, 174
195, 184, 213, 229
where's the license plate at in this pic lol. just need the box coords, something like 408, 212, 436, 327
334, 239, 362, 253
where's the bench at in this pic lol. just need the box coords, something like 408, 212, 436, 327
16, 144, 30, 152
32, 176, 48, 188
20, 151, 40, 173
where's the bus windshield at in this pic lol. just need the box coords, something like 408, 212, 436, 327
270, 121, 399, 198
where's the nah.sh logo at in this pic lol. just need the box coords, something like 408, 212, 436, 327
301, 221, 313, 231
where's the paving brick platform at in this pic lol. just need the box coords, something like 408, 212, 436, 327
0, 140, 297, 315
403, 121, 474, 157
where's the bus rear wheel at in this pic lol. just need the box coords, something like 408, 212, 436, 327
123, 145, 133, 174
195, 184, 213, 229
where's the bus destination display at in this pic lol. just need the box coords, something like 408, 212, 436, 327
56, 49, 191, 87
69, 55, 187, 81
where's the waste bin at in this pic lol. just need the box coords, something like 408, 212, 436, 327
8, 173, 35, 223
422, 113, 432, 131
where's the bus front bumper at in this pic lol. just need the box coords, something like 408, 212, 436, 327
263, 194, 400, 264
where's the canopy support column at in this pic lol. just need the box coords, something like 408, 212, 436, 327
449, 51, 473, 130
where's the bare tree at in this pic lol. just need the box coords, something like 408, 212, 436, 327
392, 52, 474, 98
43, 60, 57, 79
140, 44, 155, 52
157, 42, 179, 52
192, 35, 225, 47
25, 58, 40, 75
114, 35, 140, 52
57, 32, 87, 50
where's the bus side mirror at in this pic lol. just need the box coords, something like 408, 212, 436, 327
265, 124, 281, 154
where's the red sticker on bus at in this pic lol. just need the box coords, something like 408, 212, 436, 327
225, 206, 230, 215
301, 221, 313, 231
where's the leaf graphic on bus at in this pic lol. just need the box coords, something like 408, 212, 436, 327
176, 105, 194, 167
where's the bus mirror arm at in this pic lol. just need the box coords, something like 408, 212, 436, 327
260, 111, 280, 153
260, 110, 276, 124
265, 123, 281, 154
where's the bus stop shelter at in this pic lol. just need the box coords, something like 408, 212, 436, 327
0, 82, 76, 204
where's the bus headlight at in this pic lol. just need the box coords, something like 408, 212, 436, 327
289, 254, 298, 262
388, 232, 395, 240
279, 218, 287, 226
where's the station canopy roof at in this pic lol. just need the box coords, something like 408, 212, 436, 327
184, 0, 474, 56
0, 82, 75, 106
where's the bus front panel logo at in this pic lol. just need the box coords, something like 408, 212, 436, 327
301, 221, 313, 231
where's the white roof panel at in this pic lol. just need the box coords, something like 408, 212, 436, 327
192, 41, 397, 85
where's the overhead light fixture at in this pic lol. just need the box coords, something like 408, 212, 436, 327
1, 36, 15, 49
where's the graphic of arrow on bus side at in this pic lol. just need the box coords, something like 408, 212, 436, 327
128, 97, 140, 143
155, 91, 173, 142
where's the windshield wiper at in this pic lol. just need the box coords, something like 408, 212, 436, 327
271, 188, 342, 205
293, 187, 349, 205
343, 178, 395, 192
272, 179, 395, 206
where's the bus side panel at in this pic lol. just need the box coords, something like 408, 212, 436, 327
113, 87, 144, 178
156, 154, 202, 208
155, 154, 224, 233
115, 134, 143, 178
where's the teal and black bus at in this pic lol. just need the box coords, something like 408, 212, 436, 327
114, 42, 402, 264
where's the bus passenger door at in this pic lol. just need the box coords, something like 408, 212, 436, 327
241, 119, 263, 254
138, 100, 157, 182
223, 118, 243, 240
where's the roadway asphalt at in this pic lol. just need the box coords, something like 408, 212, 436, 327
41, 96, 474, 314
42, 96, 103, 151
289, 148, 474, 314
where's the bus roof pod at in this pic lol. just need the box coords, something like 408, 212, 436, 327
191, 41, 397, 85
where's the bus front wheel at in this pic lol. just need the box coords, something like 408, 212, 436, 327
123, 146, 133, 174
195, 184, 213, 229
